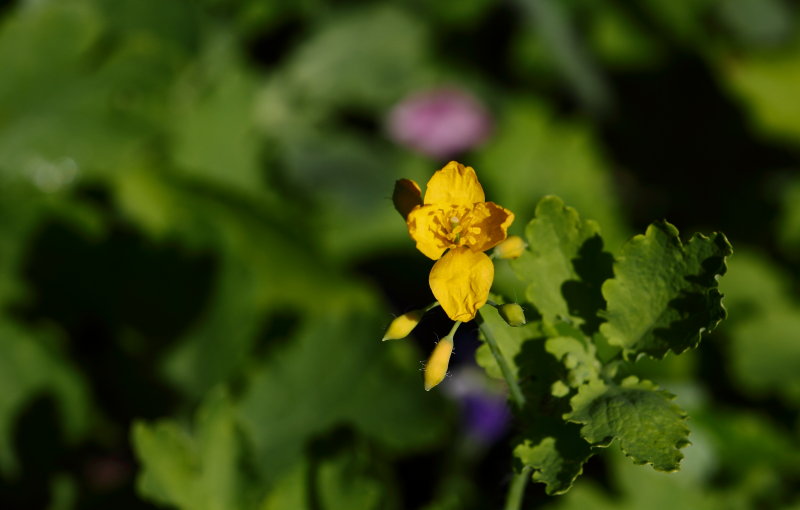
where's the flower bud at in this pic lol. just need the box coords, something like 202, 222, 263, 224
392, 179, 422, 219
493, 235, 526, 259
424, 336, 454, 391
382, 309, 424, 341
498, 303, 526, 327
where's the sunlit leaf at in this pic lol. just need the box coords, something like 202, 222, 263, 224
0, 322, 90, 475
600, 222, 731, 359
238, 306, 449, 479
724, 40, 800, 143
476, 304, 544, 381
133, 389, 259, 510
170, 36, 263, 195
567, 376, 689, 471
511, 196, 613, 332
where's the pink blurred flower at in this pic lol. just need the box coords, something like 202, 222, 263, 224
387, 88, 493, 159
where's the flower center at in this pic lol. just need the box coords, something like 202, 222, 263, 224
437, 207, 482, 249
449, 216, 461, 242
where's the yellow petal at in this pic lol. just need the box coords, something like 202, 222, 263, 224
423, 161, 485, 206
407, 205, 448, 260
424, 336, 453, 391
467, 202, 515, 253
392, 178, 422, 219
429, 248, 494, 322
493, 235, 526, 260
382, 309, 424, 341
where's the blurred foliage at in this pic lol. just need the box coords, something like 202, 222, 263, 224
0, 0, 799, 508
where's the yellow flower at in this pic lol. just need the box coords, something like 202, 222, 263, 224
404, 162, 514, 321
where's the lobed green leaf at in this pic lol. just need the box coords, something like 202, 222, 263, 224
476, 304, 544, 381
600, 222, 732, 359
238, 307, 448, 479
567, 376, 689, 471
133, 389, 259, 510
511, 196, 613, 334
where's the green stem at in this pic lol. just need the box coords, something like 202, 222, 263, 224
424, 301, 441, 313
447, 320, 461, 339
505, 465, 533, 510
478, 316, 526, 410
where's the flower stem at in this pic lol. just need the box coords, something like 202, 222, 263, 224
447, 320, 461, 339
504, 465, 533, 510
477, 314, 526, 410
424, 301, 441, 313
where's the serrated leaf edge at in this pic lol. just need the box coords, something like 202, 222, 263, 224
565, 376, 691, 472
600, 222, 732, 360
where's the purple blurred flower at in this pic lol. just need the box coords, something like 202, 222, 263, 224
445, 367, 510, 445
461, 393, 511, 444
386, 87, 493, 159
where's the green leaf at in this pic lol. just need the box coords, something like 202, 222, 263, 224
478, 101, 628, 250
600, 222, 732, 359
717, 0, 792, 48
313, 438, 391, 510
513, 427, 594, 496
271, 5, 429, 111
693, 407, 800, 480
724, 39, 800, 143
238, 307, 449, 479
477, 306, 593, 494
728, 309, 800, 404
133, 389, 259, 510
513, 334, 595, 495
0, 0, 186, 178
637, 0, 718, 45
0, 321, 90, 475
170, 36, 263, 195
545, 335, 601, 390
511, 196, 613, 333
777, 177, 800, 255
567, 376, 689, 471
476, 304, 544, 381
716, 249, 788, 321
716, 250, 800, 404
588, 6, 663, 67
118, 173, 348, 397
261, 435, 396, 510
548, 446, 737, 510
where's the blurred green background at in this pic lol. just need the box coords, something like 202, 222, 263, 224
1, 0, 799, 508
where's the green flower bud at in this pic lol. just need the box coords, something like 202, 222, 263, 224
498, 303, 526, 327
